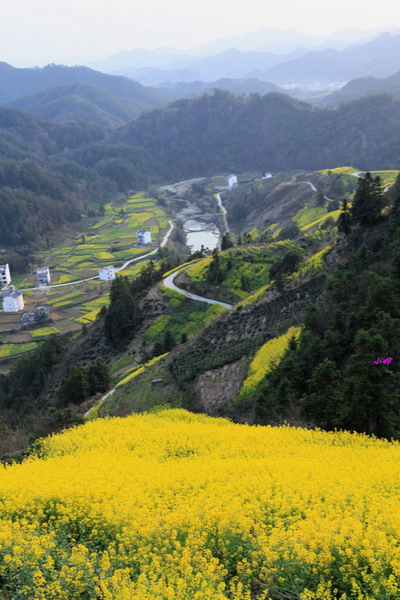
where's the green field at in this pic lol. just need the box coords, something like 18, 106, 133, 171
0, 193, 171, 361
0, 342, 38, 359
31, 193, 168, 287
293, 204, 328, 229
143, 285, 227, 344
318, 166, 359, 175
185, 244, 299, 301
31, 326, 60, 338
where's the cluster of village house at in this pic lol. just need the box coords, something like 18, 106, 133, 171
0, 229, 153, 314
0, 263, 52, 315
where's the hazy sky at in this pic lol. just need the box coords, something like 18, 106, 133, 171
1, 0, 398, 67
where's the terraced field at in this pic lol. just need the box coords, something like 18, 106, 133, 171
143, 285, 227, 345
0, 194, 170, 362
184, 243, 306, 301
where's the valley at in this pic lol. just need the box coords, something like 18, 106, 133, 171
3, 15, 400, 599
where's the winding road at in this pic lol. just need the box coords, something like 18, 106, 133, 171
215, 192, 230, 233
20, 219, 176, 292
163, 268, 233, 309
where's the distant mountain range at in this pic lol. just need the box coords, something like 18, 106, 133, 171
255, 32, 400, 85
189, 26, 394, 55
91, 32, 400, 89
0, 63, 286, 126
123, 48, 309, 85
89, 27, 393, 74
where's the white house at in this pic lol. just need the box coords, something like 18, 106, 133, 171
36, 267, 51, 285
0, 264, 11, 287
2, 288, 24, 312
228, 174, 238, 188
137, 229, 152, 245
99, 265, 116, 281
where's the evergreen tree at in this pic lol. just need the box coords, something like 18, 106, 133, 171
240, 274, 251, 291
163, 330, 176, 352
207, 249, 223, 284
105, 277, 140, 344
337, 199, 351, 234
389, 173, 400, 205
60, 365, 90, 405
351, 172, 387, 226
88, 358, 111, 395
221, 233, 234, 250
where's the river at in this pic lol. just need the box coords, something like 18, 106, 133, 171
175, 200, 220, 252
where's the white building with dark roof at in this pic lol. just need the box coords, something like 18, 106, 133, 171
2, 287, 24, 312
0, 264, 11, 287
228, 174, 238, 188
137, 229, 152, 245
36, 267, 51, 285
99, 265, 116, 281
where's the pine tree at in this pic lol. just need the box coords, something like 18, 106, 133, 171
351, 172, 387, 226
88, 358, 111, 395
163, 330, 176, 352
60, 365, 89, 404
337, 199, 351, 234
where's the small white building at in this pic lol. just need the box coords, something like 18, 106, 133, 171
99, 265, 116, 281
137, 229, 152, 245
36, 267, 51, 285
2, 288, 24, 312
228, 174, 238, 188
0, 264, 11, 287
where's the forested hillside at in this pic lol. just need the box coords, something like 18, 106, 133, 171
255, 176, 400, 438
0, 107, 164, 255
8, 83, 147, 126
0, 62, 168, 106
323, 70, 400, 107
113, 90, 400, 176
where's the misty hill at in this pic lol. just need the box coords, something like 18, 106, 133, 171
191, 26, 384, 55
91, 31, 400, 87
257, 32, 400, 84
159, 78, 283, 99
89, 47, 191, 73
113, 66, 205, 86
126, 48, 309, 84
112, 90, 400, 175
7, 83, 147, 126
170, 47, 309, 81
322, 71, 400, 107
0, 62, 169, 106
90, 28, 388, 75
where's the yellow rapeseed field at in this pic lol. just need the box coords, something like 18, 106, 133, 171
1, 409, 400, 599
239, 326, 302, 398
